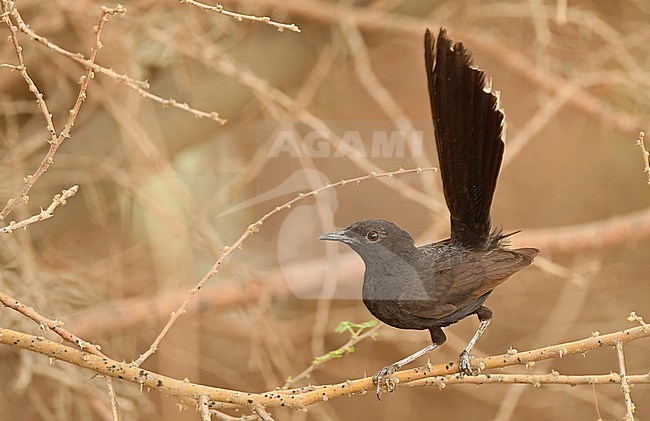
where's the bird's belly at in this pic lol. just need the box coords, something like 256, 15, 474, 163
362, 298, 425, 330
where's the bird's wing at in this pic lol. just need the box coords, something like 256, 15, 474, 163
400, 248, 537, 319
425, 28, 505, 248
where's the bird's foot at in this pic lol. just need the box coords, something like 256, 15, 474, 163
372, 364, 400, 399
459, 350, 480, 377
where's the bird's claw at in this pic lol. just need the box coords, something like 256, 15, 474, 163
459, 350, 480, 377
372, 364, 399, 399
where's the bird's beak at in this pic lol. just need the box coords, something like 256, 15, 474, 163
318, 230, 355, 244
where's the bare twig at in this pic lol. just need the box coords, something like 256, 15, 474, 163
182, 0, 300, 32
636, 131, 650, 186
616, 342, 636, 421
131, 167, 437, 366
1, 3, 56, 142
0, 185, 78, 233
403, 372, 650, 387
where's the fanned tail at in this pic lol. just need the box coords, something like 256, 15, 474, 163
425, 28, 506, 248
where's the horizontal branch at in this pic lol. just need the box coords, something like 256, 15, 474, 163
1, 323, 647, 410
403, 373, 650, 388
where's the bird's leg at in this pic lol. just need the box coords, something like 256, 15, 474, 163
373, 327, 446, 399
459, 306, 492, 377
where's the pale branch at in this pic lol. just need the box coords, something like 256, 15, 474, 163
403, 373, 650, 388
636, 131, 650, 186
181, 0, 300, 32
0, 185, 78, 233
1, 323, 648, 410
131, 167, 436, 367
4, 4, 226, 124
0, 5, 119, 221
616, 342, 636, 421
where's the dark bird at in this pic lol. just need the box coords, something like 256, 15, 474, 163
319, 28, 539, 398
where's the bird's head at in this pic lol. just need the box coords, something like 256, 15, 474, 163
318, 219, 416, 263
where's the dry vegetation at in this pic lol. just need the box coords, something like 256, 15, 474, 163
1, 0, 649, 420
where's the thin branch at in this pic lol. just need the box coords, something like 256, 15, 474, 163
591, 383, 603, 421
0, 185, 78, 233
182, 0, 300, 32
636, 131, 650, 186
1, 2, 56, 141
616, 342, 636, 421
131, 167, 437, 367
403, 372, 650, 388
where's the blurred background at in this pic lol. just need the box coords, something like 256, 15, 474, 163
1, 0, 649, 419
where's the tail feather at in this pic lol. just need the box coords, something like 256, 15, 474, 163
425, 28, 506, 248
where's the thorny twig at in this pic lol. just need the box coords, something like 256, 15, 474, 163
0, 186, 78, 233
616, 342, 636, 421
182, 0, 300, 32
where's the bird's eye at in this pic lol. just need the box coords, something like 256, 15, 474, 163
366, 230, 380, 242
